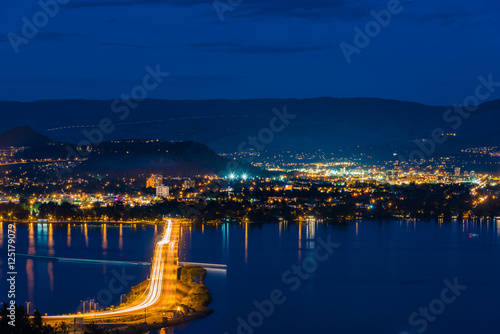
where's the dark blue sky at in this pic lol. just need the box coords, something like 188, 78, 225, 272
0, 0, 499, 105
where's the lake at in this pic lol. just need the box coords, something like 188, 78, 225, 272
1, 220, 500, 333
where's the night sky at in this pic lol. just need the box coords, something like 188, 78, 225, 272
0, 0, 499, 105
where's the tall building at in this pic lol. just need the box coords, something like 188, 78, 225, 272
454, 167, 461, 176
147, 174, 163, 188
156, 186, 170, 198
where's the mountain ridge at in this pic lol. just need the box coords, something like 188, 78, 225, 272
0, 97, 498, 156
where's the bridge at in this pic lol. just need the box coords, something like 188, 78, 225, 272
43, 219, 180, 324
16, 255, 227, 271
15, 254, 151, 266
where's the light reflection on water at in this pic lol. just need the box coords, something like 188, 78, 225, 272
47, 261, 54, 293
26, 259, 34, 303
305, 218, 316, 249
119, 224, 123, 250
84, 223, 88, 247
244, 222, 248, 263
48, 224, 54, 256
36, 223, 47, 251
298, 221, 302, 260
67, 224, 71, 248
28, 223, 36, 255
102, 224, 108, 255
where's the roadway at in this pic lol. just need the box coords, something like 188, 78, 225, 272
43, 219, 179, 324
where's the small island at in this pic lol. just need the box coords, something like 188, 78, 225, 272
123, 265, 213, 325
106, 265, 213, 334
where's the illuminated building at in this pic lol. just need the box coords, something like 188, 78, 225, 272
156, 186, 170, 198
147, 174, 164, 188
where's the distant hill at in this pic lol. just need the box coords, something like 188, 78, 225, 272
0, 126, 50, 149
0, 98, 499, 157
76, 140, 259, 176
15, 139, 261, 177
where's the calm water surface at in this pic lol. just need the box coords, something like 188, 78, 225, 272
1, 220, 500, 334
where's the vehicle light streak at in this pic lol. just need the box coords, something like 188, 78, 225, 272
46, 219, 174, 320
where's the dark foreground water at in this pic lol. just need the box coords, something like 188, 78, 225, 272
1, 220, 500, 334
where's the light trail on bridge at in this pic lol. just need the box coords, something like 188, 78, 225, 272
45, 219, 178, 321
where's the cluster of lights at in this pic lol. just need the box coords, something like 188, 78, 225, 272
228, 174, 249, 180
